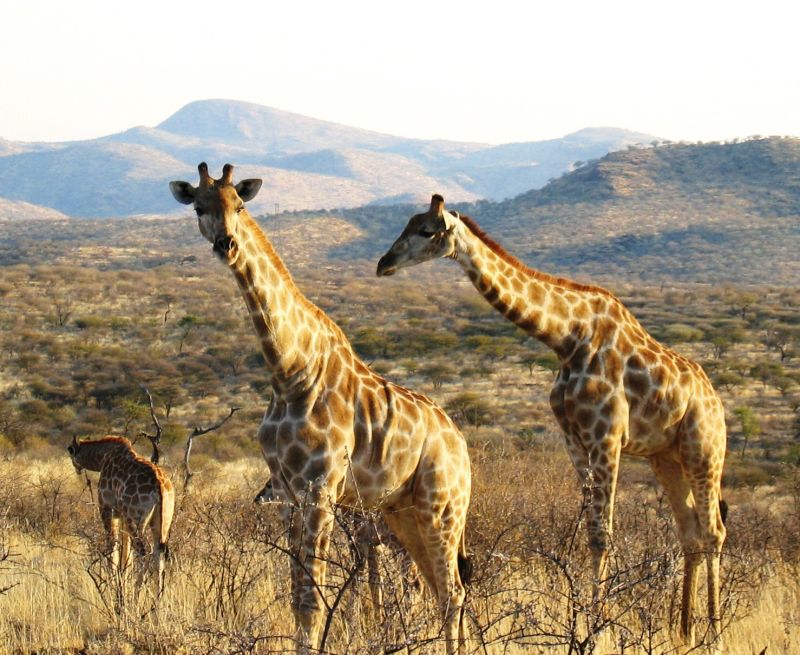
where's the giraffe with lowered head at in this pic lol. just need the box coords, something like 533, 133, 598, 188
377, 195, 727, 644
67, 436, 174, 595
170, 165, 471, 654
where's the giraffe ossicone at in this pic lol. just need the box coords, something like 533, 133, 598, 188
377, 195, 728, 646
67, 435, 174, 596
170, 164, 472, 654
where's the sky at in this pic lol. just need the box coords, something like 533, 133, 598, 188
2, 0, 799, 145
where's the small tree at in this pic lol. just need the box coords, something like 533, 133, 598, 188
445, 392, 494, 428
734, 406, 761, 458
177, 314, 201, 354
419, 362, 455, 390
762, 322, 797, 362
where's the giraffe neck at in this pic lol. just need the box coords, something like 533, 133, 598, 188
453, 215, 608, 359
226, 211, 347, 396
74, 437, 133, 471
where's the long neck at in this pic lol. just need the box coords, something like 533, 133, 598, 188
227, 212, 347, 393
453, 216, 609, 359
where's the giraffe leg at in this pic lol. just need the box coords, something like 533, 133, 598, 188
649, 454, 702, 644
149, 501, 170, 598
100, 504, 126, 609
100, 504, 120, 571
283, 488, 335, 652
685, 465, 726, 643
354, 518, 384, 623
415, 506, 466, 655
382, 506, 438, 594
584, 431, 623, 596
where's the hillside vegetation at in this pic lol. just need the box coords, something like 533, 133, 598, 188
318, 136, 800, 286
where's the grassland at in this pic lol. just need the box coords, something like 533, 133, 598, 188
0, 212, 799, 653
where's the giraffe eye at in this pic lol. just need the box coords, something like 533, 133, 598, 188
236, 205, 245, 214
419, 229, 437, 239
195, 207, 204, 217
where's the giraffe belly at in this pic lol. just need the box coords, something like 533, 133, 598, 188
623, 413, 681, 457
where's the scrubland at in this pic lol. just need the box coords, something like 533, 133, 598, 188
1, 447, 799, 654
1, 217, 799, 653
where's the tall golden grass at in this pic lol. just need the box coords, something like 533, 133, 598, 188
1, 448, 798, 654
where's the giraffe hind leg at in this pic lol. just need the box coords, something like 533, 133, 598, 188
650, 453, 707, 644
414, 504, 467, 655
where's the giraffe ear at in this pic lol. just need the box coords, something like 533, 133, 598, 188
236, 179, 263, 203
443, 210, 458, 230
170, 181, 196, 205
430, 194, 445, 216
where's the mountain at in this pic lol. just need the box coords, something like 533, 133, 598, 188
0, 99, 654, 218
3, 136, 797, 286
315, 137, 800, 286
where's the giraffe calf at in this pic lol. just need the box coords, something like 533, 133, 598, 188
68, 436, 175, 596
254, 477, 421, 621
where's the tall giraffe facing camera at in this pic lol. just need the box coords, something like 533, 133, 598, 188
170, 165, 471, 654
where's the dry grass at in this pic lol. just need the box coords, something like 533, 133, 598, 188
1, 449, 799, 655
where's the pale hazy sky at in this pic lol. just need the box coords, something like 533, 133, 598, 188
2, 0, 798, 145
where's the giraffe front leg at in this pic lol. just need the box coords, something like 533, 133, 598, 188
99, 504, 119, 568
283, 490, 335, 652
100, 504, 127, 612
583, 428, 623, 608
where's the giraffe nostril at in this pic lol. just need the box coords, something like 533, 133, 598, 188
213, 235, 235, 255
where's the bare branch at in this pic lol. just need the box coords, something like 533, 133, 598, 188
183, 407, 240, 490
139, 385, 163, 464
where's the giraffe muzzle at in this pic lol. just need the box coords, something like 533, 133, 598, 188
213, 235, 236, 257
376, 253, 397, 277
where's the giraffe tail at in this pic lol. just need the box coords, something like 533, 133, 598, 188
457, 531, 473, 586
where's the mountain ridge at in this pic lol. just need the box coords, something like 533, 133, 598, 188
0, 99, 655, 218
2, 136, 798, 286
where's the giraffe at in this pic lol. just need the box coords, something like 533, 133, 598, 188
67, 435, 174, 595
169, 164, 471, 654
254, 476, 422, 623
377, 195, 727, 644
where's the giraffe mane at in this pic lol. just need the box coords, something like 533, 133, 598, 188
457, 214, 617, 300
77, 435, 133, 449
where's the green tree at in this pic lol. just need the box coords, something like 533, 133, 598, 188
420, 363, 455, 389
734, 406, 761, 458
445, 392, 494, 428
177, 314, 202, 354
762, 322, 797, 362
749, 361, 785, 391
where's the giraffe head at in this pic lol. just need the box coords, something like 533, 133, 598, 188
376, 194, 459, 276
169, 163, 263, 261
67, 436, 85, 473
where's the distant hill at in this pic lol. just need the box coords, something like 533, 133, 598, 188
313, 137, 800, 286
0, 99, 654, 218
2, 137, 797, 286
